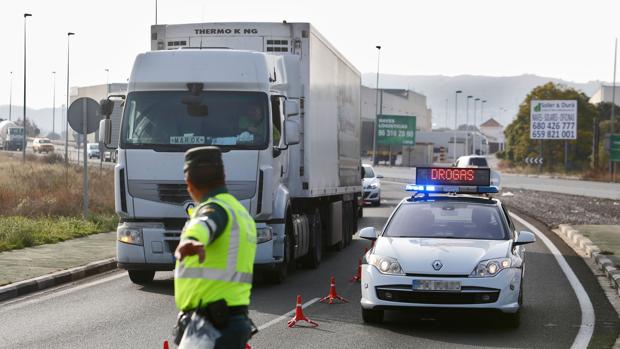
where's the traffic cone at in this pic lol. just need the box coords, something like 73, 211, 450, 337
163, 340, 169, 349
287, 295, 319, 328
350, 258, 362, 282
319, 276, 348, 304
245, 344, 253, 349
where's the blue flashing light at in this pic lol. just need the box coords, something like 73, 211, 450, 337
405, 184, 499, 195
425, 185, 436, 192
477, 186, 499, 194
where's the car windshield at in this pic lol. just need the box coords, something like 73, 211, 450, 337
121, 91, 269, 151
384, 201, 509, 240
469, 158, 488, 167
39, 139, 51, 144
363, 166, 375, 178
9, 128, 23, 135
89, 144, 99, 149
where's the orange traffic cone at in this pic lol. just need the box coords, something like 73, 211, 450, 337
319, 276, 348, 304
163, 340, 169, 349
287, 295, 319, 328
350, 258, 362, 282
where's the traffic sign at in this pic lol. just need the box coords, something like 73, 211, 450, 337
68, 97, 101, 134
530, 100, 577, 140
524, 157, 544, 165
376, 114, 416, 146
611, 134, 620, 162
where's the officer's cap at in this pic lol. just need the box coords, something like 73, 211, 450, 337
184, 146, 223, 173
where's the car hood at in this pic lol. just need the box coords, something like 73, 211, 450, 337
373, 237, 511, 275
363, 178, 379, 187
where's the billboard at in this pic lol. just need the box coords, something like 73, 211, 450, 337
376, 114, 416, 146
530, 100, 577, 140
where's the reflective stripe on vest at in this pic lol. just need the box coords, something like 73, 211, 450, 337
174, 198, 252, 284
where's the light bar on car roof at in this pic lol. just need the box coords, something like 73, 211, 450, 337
405, 167, 498, 194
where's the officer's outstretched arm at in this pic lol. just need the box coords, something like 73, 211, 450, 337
175, 240, 205, 263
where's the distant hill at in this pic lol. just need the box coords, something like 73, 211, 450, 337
361, 73, 604, 128
0, 106, 63, 135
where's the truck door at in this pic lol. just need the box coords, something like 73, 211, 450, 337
271, 96, 289, 181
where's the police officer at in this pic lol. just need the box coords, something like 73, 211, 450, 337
174, 146, 257, 348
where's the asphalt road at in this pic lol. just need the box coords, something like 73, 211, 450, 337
0, 182, 618, 348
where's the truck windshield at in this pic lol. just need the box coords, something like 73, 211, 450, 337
121, 91, 269, 151
9, 128, 23, 135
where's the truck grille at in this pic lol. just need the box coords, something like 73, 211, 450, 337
375, 285, 499, 304
158, 184, 191, 204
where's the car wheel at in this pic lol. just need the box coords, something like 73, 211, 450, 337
504, 310, 521, 328
127, 270, 155, 285
362, 308, 384, 323
373, 196, 381, 207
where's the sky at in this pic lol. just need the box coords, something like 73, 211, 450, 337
1, 0, 620, 109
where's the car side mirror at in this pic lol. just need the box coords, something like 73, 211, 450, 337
514, 231, 536, 246
284, 100, 299, 116
99, 119, 112, 147
359, 227, 378, 241
283, 119, 300, 145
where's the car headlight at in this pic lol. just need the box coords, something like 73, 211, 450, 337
470, 258, 511, 277
368, 183, 379, 189
368, 254, 404, 275
257, 227, 273, 244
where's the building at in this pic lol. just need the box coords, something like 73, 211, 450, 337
479, 118, 504, 153
416, 130, 489, 162
589, 85, 620, 105
361, 86, 432, 165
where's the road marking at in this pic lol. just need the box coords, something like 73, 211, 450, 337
382, 180, 408, 186
256, 297, 320, 331
0, 271, 125, 312
510, 213, 594, 349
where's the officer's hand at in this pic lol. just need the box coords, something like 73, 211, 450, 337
175, 240, 206, 263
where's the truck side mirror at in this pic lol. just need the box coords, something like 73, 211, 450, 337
100, 99, 114, 117
284, 100, 299, 117
99, 119, 112, 147
283, 119, 300, 146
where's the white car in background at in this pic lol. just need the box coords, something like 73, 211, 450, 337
362, 164, 383, 206
455, 155, 501, 187
359, 170, 535, 328
87, 143, 101, 159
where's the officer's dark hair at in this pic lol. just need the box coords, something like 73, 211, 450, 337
186, 164, 225, 190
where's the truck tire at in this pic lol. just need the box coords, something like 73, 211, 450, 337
265, 215, 294, 283
127, 270, 155, 285
301, 212, 322, 269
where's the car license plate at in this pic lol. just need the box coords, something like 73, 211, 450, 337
412, 280, 461, 291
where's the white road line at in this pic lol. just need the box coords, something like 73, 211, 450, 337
382, 180, 408, 185
256, 297, 320, 331
510, 213, 594, 349
0, 271, 126, 312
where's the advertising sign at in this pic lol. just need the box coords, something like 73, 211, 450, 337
376, 114, 416, 146
530, 100, 577, 140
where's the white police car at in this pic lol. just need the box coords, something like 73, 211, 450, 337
359, 167, 535, 327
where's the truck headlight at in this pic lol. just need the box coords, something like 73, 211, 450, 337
256, 227, 273, 244
368, 254, 404, 275
116, 223, 144, 246
470, 258, 511, 277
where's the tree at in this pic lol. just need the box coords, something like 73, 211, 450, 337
503, 82, 597, 171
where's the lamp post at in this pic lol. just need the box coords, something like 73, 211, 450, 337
8, 71, 13, 121
22, 13, 32, 162
473, 98, 480, 155
52, 71, 56, 135
453, 90, 462, 161
372, 45, 381, 165
466, 95, 472, 155
105, 68, 110, 93
65, 32, 75, 163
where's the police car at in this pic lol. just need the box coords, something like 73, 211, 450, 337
359, 167, 535, 327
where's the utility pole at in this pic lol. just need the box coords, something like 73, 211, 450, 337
444, 98, 448, 129
22, 13, 32, 162
65, 32, 74, 164
372, 45, 381, 165
8, 71, 13, 121
466, 96, 472, 155
454, 90, 462, 162
52, 71, 56, 135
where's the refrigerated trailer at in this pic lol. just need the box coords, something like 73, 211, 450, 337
100, 22, 362, 284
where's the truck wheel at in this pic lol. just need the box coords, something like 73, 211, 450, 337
265, 224, 293, 283
127, 270, 155, 285
301, 213, 322, 269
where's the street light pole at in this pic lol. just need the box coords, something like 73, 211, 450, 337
52, 71, 56, 135
22, 13, 32, 162
372, 45, 381, 166
466, 95, 472, 155
65, 32, 75, 164
8, 71, 12, 121
105, 68, 110, 94
444, 98, 448, 129
480, 100, 486, 154
473, 98, 479, 156
453, 90, 462, 161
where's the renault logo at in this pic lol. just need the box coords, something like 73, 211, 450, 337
432, 260, 443, 271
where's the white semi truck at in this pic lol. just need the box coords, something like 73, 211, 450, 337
99, 22, 362, 284
0, 120, 25, 151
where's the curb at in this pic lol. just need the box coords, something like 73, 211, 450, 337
557, 224, 620, 297
0, 258, 117, 302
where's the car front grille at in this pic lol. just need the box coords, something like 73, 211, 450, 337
375, 285, 500, 304
158, 184, 191, 204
